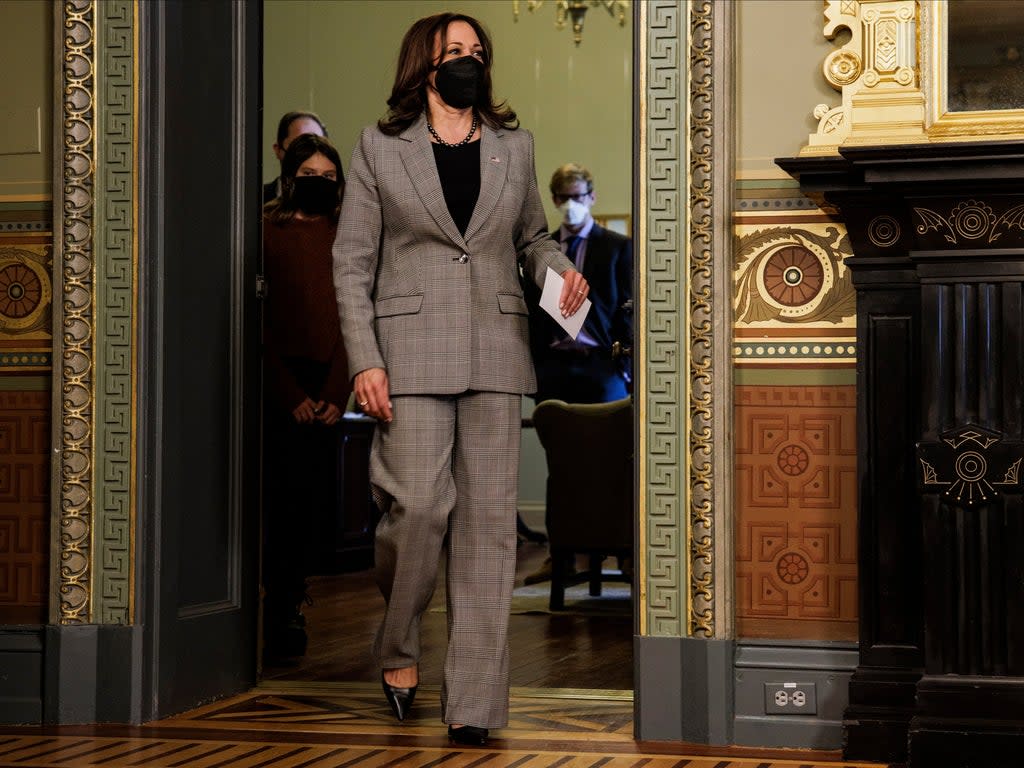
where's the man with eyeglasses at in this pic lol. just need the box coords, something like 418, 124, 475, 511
520, 162, 633, 584
524, 163, 633, 405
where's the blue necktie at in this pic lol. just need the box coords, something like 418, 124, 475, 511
565, 235, 582, 267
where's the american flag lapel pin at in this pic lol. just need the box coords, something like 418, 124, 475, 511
490, 156, 501, 164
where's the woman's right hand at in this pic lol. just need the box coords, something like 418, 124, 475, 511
354, 367, 393, 423
292, 397, 319, 424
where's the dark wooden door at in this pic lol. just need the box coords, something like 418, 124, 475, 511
138, 0, 262, 718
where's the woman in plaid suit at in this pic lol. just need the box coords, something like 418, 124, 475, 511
333, 12, 589, 746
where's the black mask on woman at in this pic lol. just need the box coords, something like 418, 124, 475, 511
291, 175, 339, 216
434, 55, 484, 109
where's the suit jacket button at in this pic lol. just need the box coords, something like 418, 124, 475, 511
458, 253, 469, 264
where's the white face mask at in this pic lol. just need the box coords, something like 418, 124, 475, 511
558, 199, 589, 227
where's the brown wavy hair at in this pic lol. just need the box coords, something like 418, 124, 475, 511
378, 12, 518, 136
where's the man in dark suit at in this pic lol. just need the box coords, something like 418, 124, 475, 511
263, 111, 338, 203
522, 163, 633, 584
525, 163, 632, 405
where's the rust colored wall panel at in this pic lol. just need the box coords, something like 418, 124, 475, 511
735, 385, 857, 641
0, 389, 49, 624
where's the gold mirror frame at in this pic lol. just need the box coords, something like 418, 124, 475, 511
923, 0, 1024, 140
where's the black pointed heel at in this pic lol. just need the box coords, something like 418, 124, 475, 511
447, 725, 489, 745
381, 671, 417, 722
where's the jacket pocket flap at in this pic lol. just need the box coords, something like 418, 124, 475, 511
375, 294, 423, 317
497, 292, 529, 315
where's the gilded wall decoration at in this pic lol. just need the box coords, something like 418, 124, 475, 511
640, 0, 732, 639
734, 226, 853, 326
803, 0, 926, 155
0, 249, 51, 334
93, 0, 136, 624
0, 239, 53, 372
733, 223, 856, 368
734, 385, 858, 641
917, 426, 1023, 511
640, 0, 686, 637
685, 0, 736, 639
913, 199, 1024, 246
55, 0, 96, 625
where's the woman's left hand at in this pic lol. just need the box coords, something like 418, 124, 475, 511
559, 268, 590, 317
317, 402, 342, 426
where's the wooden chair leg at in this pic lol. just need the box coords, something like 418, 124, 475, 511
589, 553, 602, 596
549, 553, 567, 610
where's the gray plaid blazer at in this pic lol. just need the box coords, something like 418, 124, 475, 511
333, 114, 572, 396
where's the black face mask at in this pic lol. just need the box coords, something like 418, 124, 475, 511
434, 55, 484, 109
291, 175, 339, 216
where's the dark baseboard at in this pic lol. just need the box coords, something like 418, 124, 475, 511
0, 626, 44, 724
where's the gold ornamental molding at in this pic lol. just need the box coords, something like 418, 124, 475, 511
686, 0, 735, 639
803, 0, 1024, 155
54, 0, 96, 624
639, 0, 734, 639
803, 0, 926, 155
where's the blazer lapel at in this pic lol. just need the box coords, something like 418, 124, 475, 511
399, 114, 468, 250
463, 124, 508, 243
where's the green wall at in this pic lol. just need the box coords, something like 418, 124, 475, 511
264, 0, 632, 510
0, 0, 53, 198
263, 0, 633, 228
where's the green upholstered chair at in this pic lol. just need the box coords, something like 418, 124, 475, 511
531, 397, 633, 610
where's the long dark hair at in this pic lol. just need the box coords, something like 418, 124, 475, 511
264, 134, 344, 223
378, 12, 518, 136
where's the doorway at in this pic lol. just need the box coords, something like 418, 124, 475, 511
258, 0, 636, 695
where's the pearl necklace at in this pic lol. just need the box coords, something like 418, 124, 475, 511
426, 112, 479, 148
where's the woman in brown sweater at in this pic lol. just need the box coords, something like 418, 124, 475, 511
262, 134, 349, 662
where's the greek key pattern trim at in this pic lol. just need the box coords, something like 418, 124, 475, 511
687, 0, 715, 637
643, 0, 685, 637
56, 0, 97, 624
94, 0, 135, 624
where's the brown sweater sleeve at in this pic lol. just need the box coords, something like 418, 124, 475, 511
318, 336, 351, 410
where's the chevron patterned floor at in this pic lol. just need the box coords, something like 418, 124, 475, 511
0, 683, 891, 768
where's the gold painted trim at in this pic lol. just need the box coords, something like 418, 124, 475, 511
54, 0, 97, 625
636, 0, 647, 637
257, 680, 635, 701
0, 194, 53, 203
129, 0, 139, 622
683, 0, 694, 639
923, 0, 1024, 141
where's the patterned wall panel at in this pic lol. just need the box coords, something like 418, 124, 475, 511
733, 219, 855, 367
731, 183, 858, 642
93, 0, 136, 624
641, 0, 686, 637
0, 140, 54, 624
734, 385, 858, 641
0, 389, 50, 624
55, 0, 96, 624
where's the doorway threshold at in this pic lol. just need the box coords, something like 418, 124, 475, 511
257, 679, 633, 701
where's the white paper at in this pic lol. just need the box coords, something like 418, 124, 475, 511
539, 267, 591, 340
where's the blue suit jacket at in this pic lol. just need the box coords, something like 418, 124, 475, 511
525, 222, 633, 362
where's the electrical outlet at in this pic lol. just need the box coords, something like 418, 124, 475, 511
764, 682, 817, 715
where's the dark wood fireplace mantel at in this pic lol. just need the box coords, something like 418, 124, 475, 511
778, 142, 1024, 768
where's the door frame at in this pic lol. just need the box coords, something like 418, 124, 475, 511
41, 0, 738, 737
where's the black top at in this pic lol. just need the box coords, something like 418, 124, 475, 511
432, 140, 481, 236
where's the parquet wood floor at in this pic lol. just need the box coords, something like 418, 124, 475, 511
0, 543, 891, 766
262, 541, 634, 691
0, 684, 891, 767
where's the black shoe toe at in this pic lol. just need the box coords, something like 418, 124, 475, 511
447, 725, 489, 745
381, 672, 417, 722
